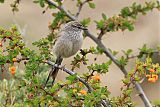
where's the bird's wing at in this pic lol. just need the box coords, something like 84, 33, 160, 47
53, 30, 65, 45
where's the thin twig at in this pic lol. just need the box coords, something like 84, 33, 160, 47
97, 29, 105, 40
45, 1, 152, 107
75, 0, 88, 19
46, 60, 108, 107
46, 0, 76, 20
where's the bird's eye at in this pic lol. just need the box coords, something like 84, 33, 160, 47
72, 24, 80, 28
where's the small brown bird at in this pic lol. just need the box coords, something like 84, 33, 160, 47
45, 21, 87, 86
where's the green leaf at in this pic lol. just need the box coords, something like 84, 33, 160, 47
75, 54, 81, 60
126, 49, 133, 55
118, 56, 128, 67
122, 21, 134, 31
80, 18, 91, 26
66, 74, 77, 82
125, 89, 132, 95
0, 0, 4, 3
121, 7, 131, 17
122, 49, 133, 57
0, 55, 6, 65
154, 100, 160, 106
39, 0, 45, 7
33, 0, 39, 3
95, 20, 105, 29
96, 46, 104, 54
88, 2, 96, 9
48, 4, 56, 9
102, 13, 107, 20
122, 78, 130, 84
108, 22, 115, 31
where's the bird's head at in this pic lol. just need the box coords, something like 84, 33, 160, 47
63, 21, 87, 31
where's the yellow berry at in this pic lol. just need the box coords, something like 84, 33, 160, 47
79, 90, 87, 95
12, 58, 17, 62
73, 89, 77, 93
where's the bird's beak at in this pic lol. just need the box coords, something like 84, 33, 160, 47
81, 26, 88, 30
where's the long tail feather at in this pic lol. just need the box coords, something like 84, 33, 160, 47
44, 66, 54, 87
51, 58, 63, 84
45, 57, 63, 87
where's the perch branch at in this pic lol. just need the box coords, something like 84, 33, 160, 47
97, 29, 105, 40
45, 0, 152, 107
46, 60, 108, 107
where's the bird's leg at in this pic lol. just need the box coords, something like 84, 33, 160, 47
60, 64, 66, 69
51, 64, 66, 86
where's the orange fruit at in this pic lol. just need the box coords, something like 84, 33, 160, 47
0, 42, 2, 47
79, 82, 83, 87
12, 58, 17, 62
152, 74, 158, 80
148, 77, 156, 83
9, 66, 16, 71
149, 69, 155, 73
92, 74, 100, 81
79, 90, 87, 95
9, 66, 16, 75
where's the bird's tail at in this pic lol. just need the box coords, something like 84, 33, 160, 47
45, 57, 63, 87
51, 57, 63, 84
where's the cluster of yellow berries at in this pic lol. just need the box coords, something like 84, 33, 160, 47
146, 68, 158, 83
77, 74, 101, 95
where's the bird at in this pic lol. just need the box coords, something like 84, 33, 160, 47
45, 21, 87, 86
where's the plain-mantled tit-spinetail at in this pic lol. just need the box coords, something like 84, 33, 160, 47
45, 21, 87, 86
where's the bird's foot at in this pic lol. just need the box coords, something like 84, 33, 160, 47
61, 64, 66, 70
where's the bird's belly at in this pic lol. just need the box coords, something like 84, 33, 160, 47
54, 38, 83, 58
71, 40, 83, 55
62, 40, 82, 58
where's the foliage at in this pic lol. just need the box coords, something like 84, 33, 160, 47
0, 0, 159, 107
